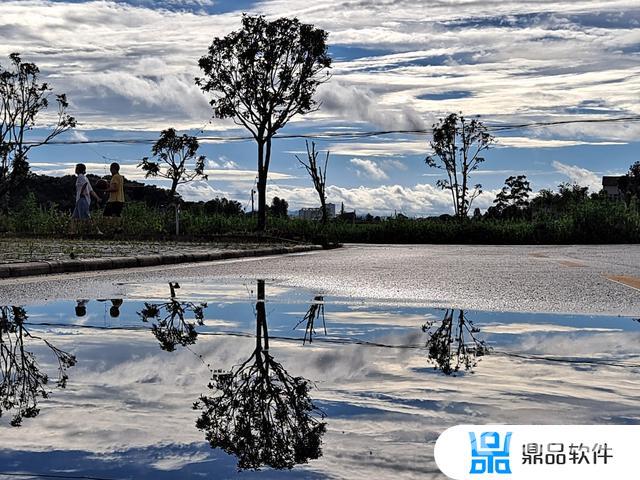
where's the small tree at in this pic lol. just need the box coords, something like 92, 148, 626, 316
197, 15, 332, 231
425, 113, 494, 221
490, 175, 532, 219
269, 196, 288, 218
0, 53, 76, 211
618, 161, 640, 207
296, 141, 330, 224
0, 306, 76, 426
422, 309, 489, 376
139, 128, 207, 197
138, 282, 207, 352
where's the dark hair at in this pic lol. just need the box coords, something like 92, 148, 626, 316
110, 162, 120, 172
75, 163, 86, 174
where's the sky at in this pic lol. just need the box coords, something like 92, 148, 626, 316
0, 0, 639, 216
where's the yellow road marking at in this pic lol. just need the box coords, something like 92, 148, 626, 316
606, 275, 640, 291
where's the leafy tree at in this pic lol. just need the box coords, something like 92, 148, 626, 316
296, 141, 330, 224
488, 175, 532, 219
618, 161, 640, 207
425, 113, 494, 221
139, 128, 207, 197
269, 196, 288, 218
203, 197, 243, 216
422, 309, 489, 376
0, 53, 76, 211
0, 306, 76, 426
197, 15, 332, 231
138, 282, 207, 352
194, 280, 326, 470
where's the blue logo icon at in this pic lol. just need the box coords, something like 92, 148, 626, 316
469, 431, 512, 475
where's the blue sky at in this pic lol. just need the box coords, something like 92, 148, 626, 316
1, 0, 639, 215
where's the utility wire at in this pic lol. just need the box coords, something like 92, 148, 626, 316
21, 116, 640, 146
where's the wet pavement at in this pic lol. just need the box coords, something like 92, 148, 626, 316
1, 244, 639, 315
1, 270, 640, 479
0, 245, 639, 479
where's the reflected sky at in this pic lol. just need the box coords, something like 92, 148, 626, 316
1, 279, 640, 479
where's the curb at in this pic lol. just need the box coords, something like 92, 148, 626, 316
0, 245, 324, 279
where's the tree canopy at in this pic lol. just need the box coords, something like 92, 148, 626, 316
197, 14, 331, 230
139, 128, 207, 197
0, 53, 75, 211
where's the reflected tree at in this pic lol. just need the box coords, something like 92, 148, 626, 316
294, 296, 326, 345
0, 306, 76, 426
138, 282, 207, 352
422, 309, 489, 375
194, 280, 326, 470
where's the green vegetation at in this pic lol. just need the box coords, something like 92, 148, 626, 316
2, 189, 640, 244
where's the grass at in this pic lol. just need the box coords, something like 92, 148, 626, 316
2, 193, 640, 244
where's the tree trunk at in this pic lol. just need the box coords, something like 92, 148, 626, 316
256, 138, 272, 232
256, 140, 266, 231
169, 177, 179, 198
320, 197, 327, 225
257, 173, 267, 231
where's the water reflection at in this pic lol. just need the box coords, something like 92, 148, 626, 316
137, 282, 207, 352
0, 306, 76, 426
422, 309, 490, 375
294, 296, 326, 345
194, 280, 326, 470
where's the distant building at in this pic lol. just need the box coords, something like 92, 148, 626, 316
602, 176, 623, 200
298, 203, 336, 221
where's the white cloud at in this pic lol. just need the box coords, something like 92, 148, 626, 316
265, 182, 500, 216
207, 156, 239, 169
552, 160, 602, 191
349, 158, 388, 180
329, 140, 426, 157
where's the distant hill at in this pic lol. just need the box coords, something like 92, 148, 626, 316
20, 173, 244, 216
20, 173, 175, 212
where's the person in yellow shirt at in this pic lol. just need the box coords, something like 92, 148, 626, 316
103, 162, 125, 224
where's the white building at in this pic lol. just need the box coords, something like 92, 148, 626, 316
298, 203, 336, 220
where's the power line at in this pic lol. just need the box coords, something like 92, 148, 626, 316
21, 115, 640, 146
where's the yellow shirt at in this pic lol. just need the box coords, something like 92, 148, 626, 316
108, 173, 125, 203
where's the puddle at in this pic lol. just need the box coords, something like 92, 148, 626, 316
1, 280, 640, 479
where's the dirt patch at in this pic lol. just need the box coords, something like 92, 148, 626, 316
558, 260, 586, 268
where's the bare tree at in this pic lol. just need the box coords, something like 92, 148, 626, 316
0, 53, 76, 210
197, 15, 332, 230
296, 141, 330, 224
426, 113, 494, 221
139, 128, 207, 197
293, 295, 326, 344
194, 280, 326, 470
